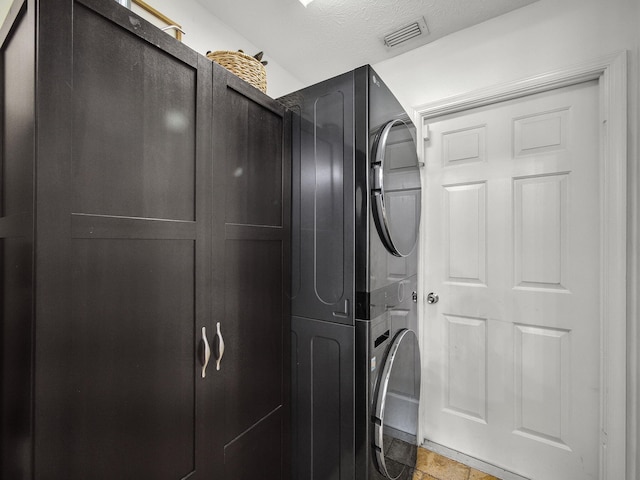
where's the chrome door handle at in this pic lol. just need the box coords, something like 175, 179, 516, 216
427, 292, 439, 304
215, 322, 225, 371
201, 326, 211, 378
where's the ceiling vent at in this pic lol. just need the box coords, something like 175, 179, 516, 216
383, 17, 429, 48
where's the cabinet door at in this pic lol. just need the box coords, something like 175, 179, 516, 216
33, 1, 214, 478
0, 2, 35, 478
211, 69, 291, 480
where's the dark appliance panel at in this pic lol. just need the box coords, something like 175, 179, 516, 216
286, 72, 355, 325
283, 66, 421, 324
281, 66, 422, 480
291, 316, 356, 480
356, 67, 420, 305
291, 276, 419, 480
355, 276, 419, 480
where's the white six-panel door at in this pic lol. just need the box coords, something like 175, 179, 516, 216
422, 80, 601, 479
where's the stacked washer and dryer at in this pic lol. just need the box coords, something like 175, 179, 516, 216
280, 65, 422, 480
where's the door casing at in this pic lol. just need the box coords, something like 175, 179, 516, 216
413, 51, 629, 480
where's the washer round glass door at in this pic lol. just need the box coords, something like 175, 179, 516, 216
371, 119, 421, 257
373, 329, 421, 479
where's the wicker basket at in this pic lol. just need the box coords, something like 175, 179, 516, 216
207, 50, 267, 93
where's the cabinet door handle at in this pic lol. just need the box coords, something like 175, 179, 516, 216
201, 326, 211, 378
215, 322, 225, 371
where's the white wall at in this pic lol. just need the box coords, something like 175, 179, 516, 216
373, 0, 638, 113
0, 0, 304, 98
372, 0, 639, 477
143, 0, 304, 98
0, 0, 11, 24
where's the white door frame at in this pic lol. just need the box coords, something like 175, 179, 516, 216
413, 51, 628, 480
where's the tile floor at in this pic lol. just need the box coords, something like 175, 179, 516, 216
412, 447, 500, 480
382, 437, 500, 480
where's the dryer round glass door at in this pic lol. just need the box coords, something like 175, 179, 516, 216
373, 328, 421, 478
371, 119, 421, 257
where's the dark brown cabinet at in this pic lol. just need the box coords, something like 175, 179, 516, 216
0, 1, 290, 479
211, 71, 291, 479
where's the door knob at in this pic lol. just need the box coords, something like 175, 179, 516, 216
426, 292, 439, 304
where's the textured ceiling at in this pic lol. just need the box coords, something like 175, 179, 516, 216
196, 0, 538, 86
